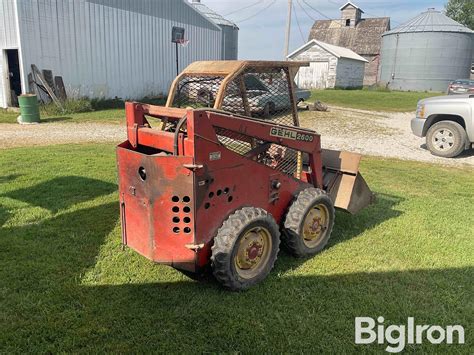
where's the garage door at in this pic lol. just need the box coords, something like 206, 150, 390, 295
296, 61, 329, 89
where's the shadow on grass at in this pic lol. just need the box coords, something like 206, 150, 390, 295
0, 205, 9, 227
1, 179, 469, 352
420, 144, 474, 159
268, 193, 405, 274
82, 266, 471, 352
4, 176, 116, 213
0, 174, 22, 183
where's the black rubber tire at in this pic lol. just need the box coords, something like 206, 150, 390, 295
211, 207, 280, 291
283, 188, 335, 258
426, 121, 466, 158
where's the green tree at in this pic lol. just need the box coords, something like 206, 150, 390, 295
445, 0, 474, 30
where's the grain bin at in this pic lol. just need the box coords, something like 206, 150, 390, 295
379, 9, 474, 92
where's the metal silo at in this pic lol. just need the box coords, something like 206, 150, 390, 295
379, 9, 474, 92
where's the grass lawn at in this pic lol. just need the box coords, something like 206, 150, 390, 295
0, 144, 472, 353
0, 108, 125, 125
310, 89, 442, 112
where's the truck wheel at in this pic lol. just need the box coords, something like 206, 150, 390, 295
426, 121, 466, 158
283, 188, 335, 258
211, 207, 280, 291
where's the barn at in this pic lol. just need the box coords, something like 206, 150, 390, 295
0, 0, 238, 108
287, 40, 368, 89
308, 1, 390, 86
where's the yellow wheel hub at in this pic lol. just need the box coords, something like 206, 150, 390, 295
234, 227, 272, 279
302, 204, 329, 248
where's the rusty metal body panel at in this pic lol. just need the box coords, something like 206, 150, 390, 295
117, 60, 374, 274
117, 103, 326, 272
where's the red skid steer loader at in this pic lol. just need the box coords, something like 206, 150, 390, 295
117, 61, 374, 290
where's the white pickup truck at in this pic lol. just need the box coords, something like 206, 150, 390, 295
411, 94, 473, 158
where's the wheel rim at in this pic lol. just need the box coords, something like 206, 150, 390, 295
432, 128, 455, 151
302, 204, 329, 248
234, 226, 272, 279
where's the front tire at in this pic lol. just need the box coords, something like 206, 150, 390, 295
283, 188, 335, 258
211, 207, 280, 291
426, 121, 466, 158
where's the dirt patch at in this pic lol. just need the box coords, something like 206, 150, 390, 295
300, 106, 474, 168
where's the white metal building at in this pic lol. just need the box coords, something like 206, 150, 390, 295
0, 0, 236, 108
288, 39, 368, 89
191, 0, 239, 60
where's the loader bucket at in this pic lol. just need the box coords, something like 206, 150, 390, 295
322, 149, 375, 214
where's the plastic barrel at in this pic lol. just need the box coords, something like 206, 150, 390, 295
18, 94, 41, 124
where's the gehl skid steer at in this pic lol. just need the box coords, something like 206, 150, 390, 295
117, 61, 374, 290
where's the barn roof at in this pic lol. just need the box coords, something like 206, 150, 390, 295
191, 2, 238, 28
383, 9, 473, 35
287, 40, 368, 62
309, 17, 390, 55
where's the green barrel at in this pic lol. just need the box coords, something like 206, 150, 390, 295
18, 94, 41, 123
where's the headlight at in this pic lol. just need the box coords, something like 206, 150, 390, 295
416, 104, 425, 119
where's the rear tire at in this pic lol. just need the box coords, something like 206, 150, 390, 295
283, 188, 335, 258
426, 121, 466, 158
211, 207, 280, 291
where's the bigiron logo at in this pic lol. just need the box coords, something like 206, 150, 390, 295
355, 317, 465, 353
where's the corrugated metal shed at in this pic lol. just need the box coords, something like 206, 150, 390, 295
191, 1, 237, 28
0, 0, 226, 108
0, 0, 21, 107
190, 0, 239, 60
0, 0, 19, 48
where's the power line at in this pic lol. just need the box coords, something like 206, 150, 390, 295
297, 0, 316, 22
301, 0, 331, 20
292, 1, 306, 45
234, 0, 277, 24
223, 1, 262, 17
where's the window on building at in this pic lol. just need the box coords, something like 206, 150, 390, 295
345, 19, 351, 26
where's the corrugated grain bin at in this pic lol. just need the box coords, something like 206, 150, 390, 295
18, 94, 40, 124
379, 9, 474, 92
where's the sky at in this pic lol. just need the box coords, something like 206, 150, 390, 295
199, 0, 448, 60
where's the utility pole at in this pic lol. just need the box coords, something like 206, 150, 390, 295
284, 0, 292, 59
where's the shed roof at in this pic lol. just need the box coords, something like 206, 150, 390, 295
287, 40, 369, 62
383, 9, 474, 35
339, 1, 364, 12
190, 2, 238, 28
309, 17, 390, 55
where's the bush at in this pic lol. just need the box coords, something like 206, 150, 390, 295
90, 97, 125, 110
41, 99, 93, 116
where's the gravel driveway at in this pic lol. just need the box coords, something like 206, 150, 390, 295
1, 107, 473, 168
0, 122, 125, 149
300, 106, 473, 168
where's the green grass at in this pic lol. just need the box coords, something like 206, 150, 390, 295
0, 97, 166, 124
0, 144, 472, 353
310, 88, 442, 112
0, 107, 124, 125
